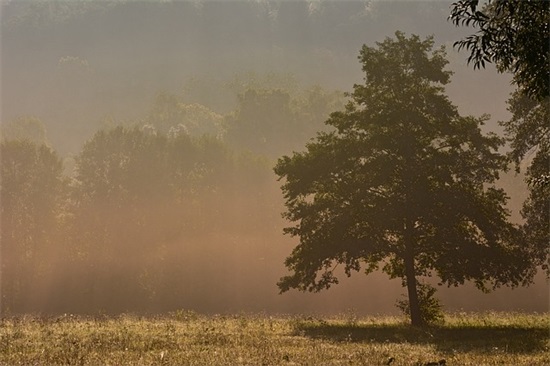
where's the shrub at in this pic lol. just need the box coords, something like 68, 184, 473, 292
396, 282, 444, 325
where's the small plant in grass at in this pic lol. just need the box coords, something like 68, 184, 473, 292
343, 308, 359, 327
396, 282, 444, 326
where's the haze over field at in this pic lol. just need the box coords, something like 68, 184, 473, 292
2, 0, 515, 150
1, 0, 547, 316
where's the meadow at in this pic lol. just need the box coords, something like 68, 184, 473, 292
1, 311, 548, 365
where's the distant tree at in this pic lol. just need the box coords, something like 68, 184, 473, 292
225, 89, 295, 157
146, 92, 223, 137
225, 85, 344, 158
69, 127, 175, 309
274, 32, 532, 326
450, 0, 549, 101
0, 140, 65, 314
226, 71, 300, 97
69, 126, 241, 310
1, 116, 48, 145
293, 85, 346, 136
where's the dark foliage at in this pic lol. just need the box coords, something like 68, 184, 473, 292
275, 32, 533, 326
450, 0, 550, 101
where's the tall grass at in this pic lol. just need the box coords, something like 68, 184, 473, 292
1, 311, 548, 365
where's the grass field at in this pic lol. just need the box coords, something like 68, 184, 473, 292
1, 311, 548, 365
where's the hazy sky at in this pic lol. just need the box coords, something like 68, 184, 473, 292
1, 0, 513, 154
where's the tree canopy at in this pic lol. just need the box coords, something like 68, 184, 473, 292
0, 116, 49, 145
501, 91, 549, 275
225, 86, 345, 158
450, 0, 549, 276
450, 0, 550, 101
274, 32, 533, 326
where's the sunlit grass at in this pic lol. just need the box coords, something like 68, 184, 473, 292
1, 311, 548, 365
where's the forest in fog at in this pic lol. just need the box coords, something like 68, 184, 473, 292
1, 0, 548, 316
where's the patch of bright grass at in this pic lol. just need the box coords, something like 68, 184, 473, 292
0, 312, 548, 365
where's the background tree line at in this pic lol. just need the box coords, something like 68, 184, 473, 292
0, 81, 344, 315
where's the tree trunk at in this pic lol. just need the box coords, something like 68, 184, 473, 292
404, 219, 424, 327
404, 249, 424, 327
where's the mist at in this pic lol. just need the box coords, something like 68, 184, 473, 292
1, 0, 547, 317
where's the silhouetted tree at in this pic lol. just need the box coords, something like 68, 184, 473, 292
274, 32, 532, 326
450, 0, 550, 277
501, 91, 549, 276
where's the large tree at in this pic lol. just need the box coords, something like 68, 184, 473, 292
274, 32, 532, 326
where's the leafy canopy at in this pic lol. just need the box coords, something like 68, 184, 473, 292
501, 92, 550, 275
450, 0, 550, 276
450, 0, 550, 101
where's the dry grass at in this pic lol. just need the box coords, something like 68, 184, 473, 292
1, 311, 548, 365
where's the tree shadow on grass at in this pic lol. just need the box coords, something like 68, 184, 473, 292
293, 321, 549, 354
